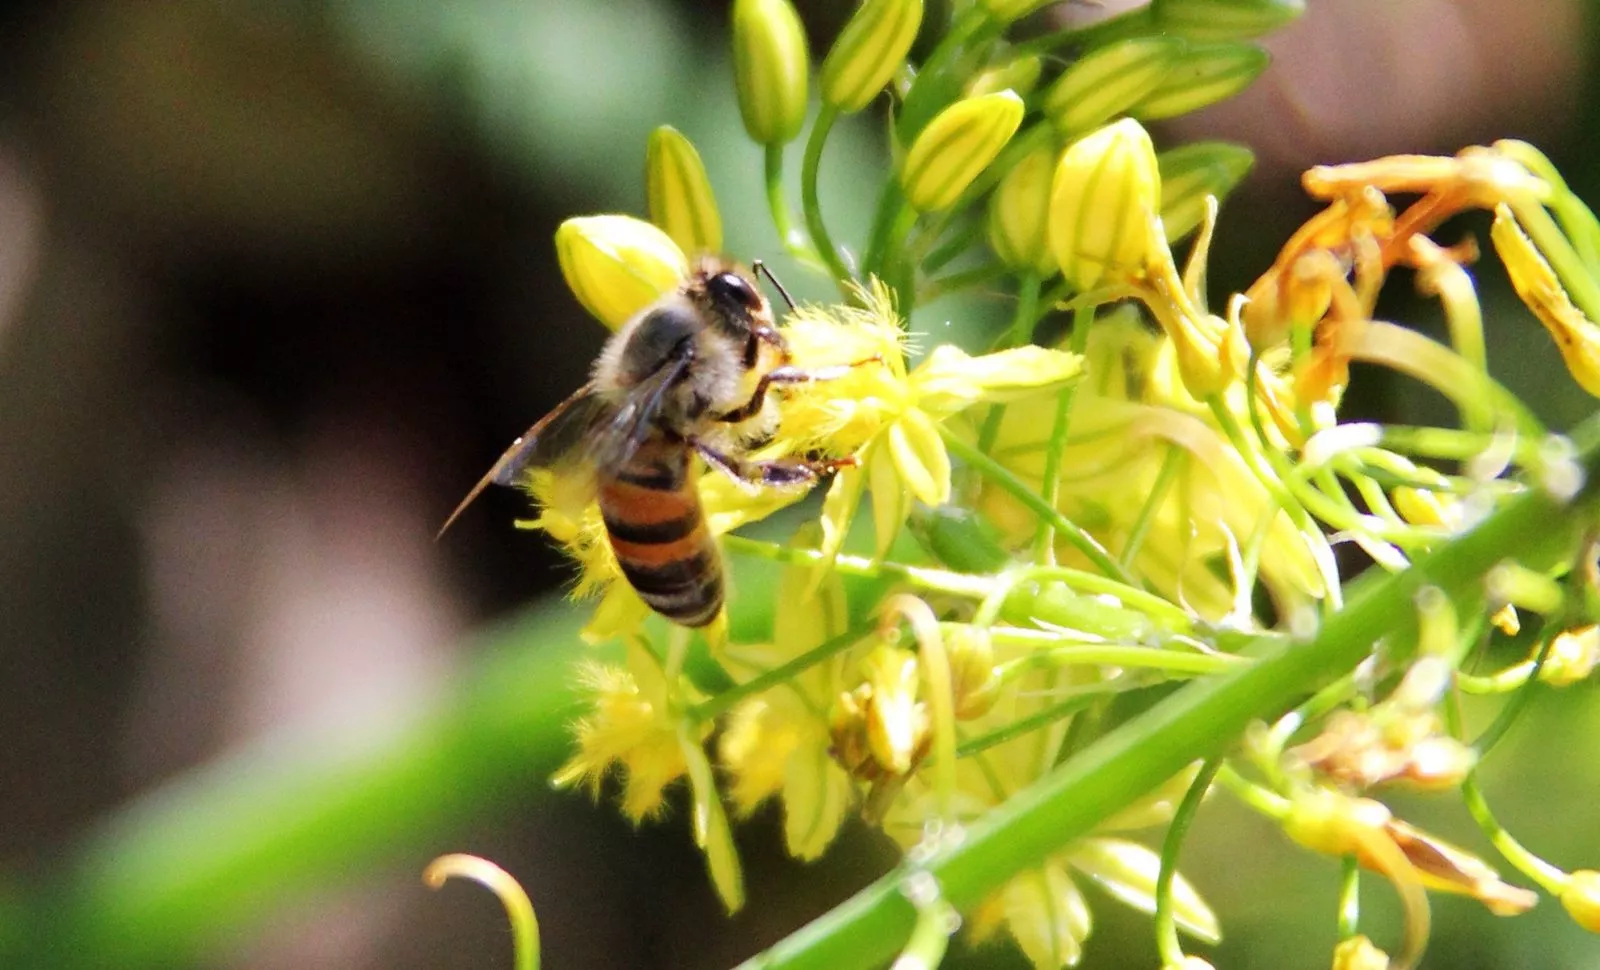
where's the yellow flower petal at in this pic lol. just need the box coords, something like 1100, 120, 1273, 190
681, 722, 746, 913
869, 440, 913, 557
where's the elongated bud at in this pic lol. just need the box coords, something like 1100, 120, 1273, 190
1562, 870, 1600, 933
1049, 118, 1162, 291
646, 126, 723, 256
1158, 141, 1254, 241
1041, 36, 1185, 136
731, 0, 810, 145
1151, 0, 1305, 40
966, 53, 1042, 98
901, 90, 1024, 211
555, 215, 688, 330
821, 0, 924, 113
1132, 42, 1270, 121
987, 141, 1059, 276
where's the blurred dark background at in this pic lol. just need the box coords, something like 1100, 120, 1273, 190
0, 0, 1597, 967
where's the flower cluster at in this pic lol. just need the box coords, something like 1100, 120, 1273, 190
481, 1, 1600, 967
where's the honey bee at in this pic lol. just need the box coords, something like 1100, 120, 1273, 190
441, 257, 857, 627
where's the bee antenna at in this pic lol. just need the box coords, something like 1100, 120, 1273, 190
752, 260, 796, 311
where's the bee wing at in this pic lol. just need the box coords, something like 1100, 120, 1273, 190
588, 353, 692, 473
436, 383, 609, 538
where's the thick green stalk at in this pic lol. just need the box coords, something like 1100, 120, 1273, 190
731, 418, 1600, 970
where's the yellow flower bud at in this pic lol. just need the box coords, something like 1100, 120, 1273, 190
1151, 0, 1306, 41
645, 126, 723, 256
966, 53, 1042, 98
1561, 870, 1600, 933
901, 90, 1024, 212
1040, 36, 1185, 136
820, 0, 924, 113
555, 215, 688, 330
988, 142, 1059, 276
1158, 141, 1255, 242
1132, 42, 1271, 121
1049, 118, 1162, 291
731, 0, 810, 145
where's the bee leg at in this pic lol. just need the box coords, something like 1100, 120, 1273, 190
715, 357, 882, 424
691, 438, 856, 489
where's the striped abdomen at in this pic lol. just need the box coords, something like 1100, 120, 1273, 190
598, 439, 723, 627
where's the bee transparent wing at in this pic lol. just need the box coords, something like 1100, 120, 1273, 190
436, 383, 609, 538
589, 354, 691, 473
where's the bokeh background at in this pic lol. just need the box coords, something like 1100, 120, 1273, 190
1, 0, 1598, 967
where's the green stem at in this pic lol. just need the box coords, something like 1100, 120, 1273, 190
941, 430, 1134, 585
720, 534, 994, 599
766, 143, 823, 269
689, 625, 867, 723
730, 416, 1600, 970
1030, 308, 1096, 563
862, 182, 911, 281
954, 693, 1103, 758
917, 262, 1009, 305
988, 637, 1247, 677
801, 106, 856, 294
1120, 444, 1183, 569
1336, 856, 1361, 940
1153, 756, 1222, 967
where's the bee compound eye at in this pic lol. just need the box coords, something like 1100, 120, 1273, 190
710, 272, 761, 310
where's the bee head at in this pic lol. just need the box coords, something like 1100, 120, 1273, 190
695, 261, 771, 338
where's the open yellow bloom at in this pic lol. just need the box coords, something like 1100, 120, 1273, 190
552, 641, 706, 821
777, 281, 1081, 562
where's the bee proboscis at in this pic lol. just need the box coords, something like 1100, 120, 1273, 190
441, 257, 860, 627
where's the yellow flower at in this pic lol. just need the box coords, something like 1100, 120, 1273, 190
645, 126, 723, 256
895, 671, 1218, 968
551, 641, 746, 912
776, 281, 1081, 558
901, 90, 1025, 212
979, 316, 1322, 621
719, 553, 856, 861
555, 214, 688, 329
552, 641, 704, 822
